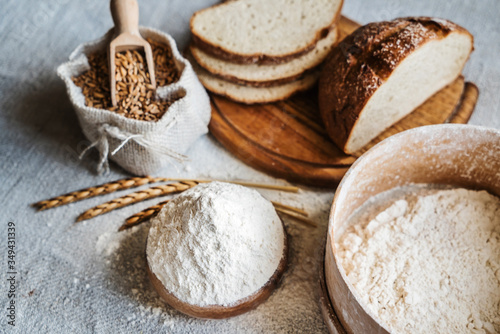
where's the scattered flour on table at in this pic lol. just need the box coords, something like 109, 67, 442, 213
96, 231, 124, 257
146, 181, 285, 307
337, 188, 500, 334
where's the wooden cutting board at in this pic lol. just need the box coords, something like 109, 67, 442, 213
208, 16, 479, 188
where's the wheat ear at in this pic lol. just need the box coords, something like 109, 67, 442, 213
118, 200, 170, 231
76, 181, 197, 222
34, 176, 298, 212
32, 176, 167, 211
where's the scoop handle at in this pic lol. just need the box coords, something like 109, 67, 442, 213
110, 0, 140, 36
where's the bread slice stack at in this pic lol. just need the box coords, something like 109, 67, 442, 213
188, 0, 343, 104
319, 17, 474, 154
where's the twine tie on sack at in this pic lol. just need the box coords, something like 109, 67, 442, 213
79, 123, 187, 174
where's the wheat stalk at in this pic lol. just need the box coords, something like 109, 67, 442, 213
119, 200, 311, 232
276, 208, 318, 228
157, 178, 299, 193
271, 201, 308, 216
76, 181, 197, 222
32, 176, 166, 211
193, 180, 299, 192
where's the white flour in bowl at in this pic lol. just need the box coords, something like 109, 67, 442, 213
337, 187, 500, 334
146, 181, 285, 307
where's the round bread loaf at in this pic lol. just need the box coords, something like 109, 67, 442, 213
318, 17, 473, 154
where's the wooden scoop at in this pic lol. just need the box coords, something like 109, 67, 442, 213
147, 221, 288, 319
109, 0, 156, 107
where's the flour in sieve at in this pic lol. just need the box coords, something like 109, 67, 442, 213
337, 188, 500, 334
146, 181, 285, 307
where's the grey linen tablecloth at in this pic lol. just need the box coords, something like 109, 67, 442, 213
1, 0, 499, 333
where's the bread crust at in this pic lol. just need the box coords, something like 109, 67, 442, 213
190, 0, 343, 65
187, 50, 319, 104
190, 28, 339, 87
199, 65, 318, 88
202, 76, 318, 104
318, 17, 473, 153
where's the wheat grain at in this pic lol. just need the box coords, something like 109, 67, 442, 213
71, 38, 180, 122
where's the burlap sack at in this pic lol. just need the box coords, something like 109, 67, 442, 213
57, 27, 211, 175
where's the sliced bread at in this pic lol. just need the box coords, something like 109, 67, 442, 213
188, 52, 319, 104
318, 17, 473, 154
190, 0, 343, 64
190, 26, 339, 85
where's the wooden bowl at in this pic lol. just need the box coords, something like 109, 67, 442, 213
147, 222, 288, 319
324, 124, 500, 333
318, 240, 347, 334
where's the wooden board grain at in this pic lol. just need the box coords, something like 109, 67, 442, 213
208, 16, 479, 188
